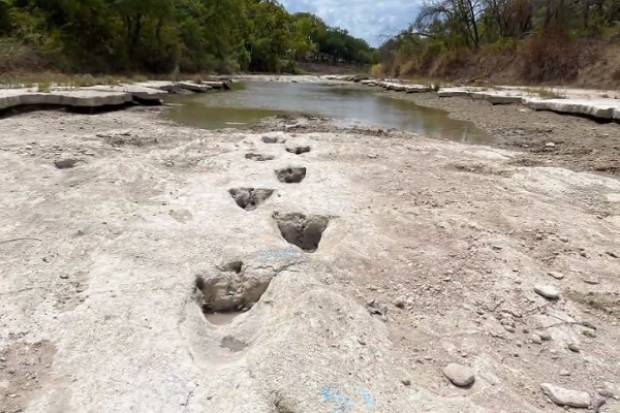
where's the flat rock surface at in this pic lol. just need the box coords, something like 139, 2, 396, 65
0, 80, 223, 111
0, 107, 619, 413
0, 88, 133, 110
435, 86, 620, 120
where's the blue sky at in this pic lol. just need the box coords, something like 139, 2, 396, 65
280, 0, 420, 47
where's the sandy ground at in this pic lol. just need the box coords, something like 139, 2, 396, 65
387, 91, 620, 176
1, 104, 620, 413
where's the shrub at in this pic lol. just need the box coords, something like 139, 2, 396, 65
0, 37, 46, 72
429, 48, 466, 78
521, 31, 581, 82
420, 41, 445, 70
370, 63, 385, 78
37, 80, 51, 93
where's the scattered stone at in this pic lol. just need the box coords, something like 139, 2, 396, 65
443, 363, 475, 388
545, 142, 556, 148
262, 136, 286, 144
547, 271, 565, 280
582, 329, 597, 338
245, 153, 275, 162
531, 334, 543, 344
568, 343, 580, 353
606, 251, 619, 258
54, 159, 79, 169
559, 370, 571, 377
285, 145, 311, 155
540, 332, 552, 341
394, 298, 406, 309
540, 383, 591, 408
582, 321, 597, 330
401, 379, 411, 386
366, 300, 388, 321
534, 285, 560, 300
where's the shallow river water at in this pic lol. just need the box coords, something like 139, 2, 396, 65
166, 81, 490, 144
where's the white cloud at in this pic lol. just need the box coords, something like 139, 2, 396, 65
281, 0, 421, 47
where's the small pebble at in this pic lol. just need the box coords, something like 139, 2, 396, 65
534, 285, 560, 300
582, 330, 596, 338
547, 271, 565, 280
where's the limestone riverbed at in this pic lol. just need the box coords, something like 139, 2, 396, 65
1, 80, 620, 413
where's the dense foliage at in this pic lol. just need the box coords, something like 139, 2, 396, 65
0, 0, 374, 73
377, 0, 620, 82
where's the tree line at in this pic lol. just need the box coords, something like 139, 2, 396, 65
377, 0, 620, 82
0, 0, 374, 74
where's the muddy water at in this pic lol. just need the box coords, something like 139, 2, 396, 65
166, 81, 490, 144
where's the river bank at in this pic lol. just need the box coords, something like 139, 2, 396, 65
382, 90, 620, 175
1, 82, 620, 412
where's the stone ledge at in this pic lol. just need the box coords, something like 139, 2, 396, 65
0, 80, 230, 113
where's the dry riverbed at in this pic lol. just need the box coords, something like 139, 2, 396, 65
386, 91, 620, 176
1, 100, 620, 412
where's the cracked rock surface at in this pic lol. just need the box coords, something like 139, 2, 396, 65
0, 108, 619, 413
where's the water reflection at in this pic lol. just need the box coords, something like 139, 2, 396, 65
166, 81, 490, 144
